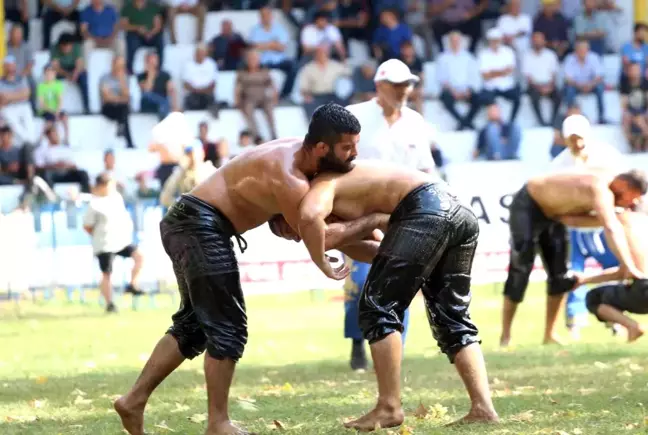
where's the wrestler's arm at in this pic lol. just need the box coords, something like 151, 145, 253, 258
592, 183, 643, 278
579, 266, 626, 285
338, 241, 381, 263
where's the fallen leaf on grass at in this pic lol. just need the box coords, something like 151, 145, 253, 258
273, 420, 285, 429
71, 389, 86, 396
5, 415, 37, 422
188, 413, 207, 423
578, 388, 596, 395
171, 402, 190, 413
413, 403, 428, 419
154, 421, 175, 432
594, 361, 609, 369
34, 376, 48, 385
510, 410, 534, 422
573, 429, 583, 434
399, 426, 414, 434
544, 389, 553, 395
555, 349, 570, 357
629, 364, 642, 371
29, 399, 46, 408
618, 371, 632, 377
555, 431, 570, 435
548, 397, 558, 405
492, 377, 502, 385
624, 423, 639, 429
192, 384, 205, 393
237, 399, 259, 412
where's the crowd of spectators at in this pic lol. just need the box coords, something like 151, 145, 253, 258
0, 0, 647, 208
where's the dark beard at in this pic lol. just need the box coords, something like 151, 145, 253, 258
317, 151, 355, 174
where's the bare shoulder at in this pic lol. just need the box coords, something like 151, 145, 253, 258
263, 141, 310, 196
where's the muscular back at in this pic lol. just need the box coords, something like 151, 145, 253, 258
190, 138, 309, 233
318, 161, 436, 220
527, 170, 615, 218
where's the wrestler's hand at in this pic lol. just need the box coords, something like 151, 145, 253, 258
320, 255, 350, 280
570, 271, 585, 289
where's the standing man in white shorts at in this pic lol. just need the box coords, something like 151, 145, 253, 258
343, 58, 439, 371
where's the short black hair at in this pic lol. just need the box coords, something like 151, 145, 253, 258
618, 169, 648, 195
95, 172, 112, 187
303, 103, 361, 148
239, 129, 251, 138
634, 22, 648, 33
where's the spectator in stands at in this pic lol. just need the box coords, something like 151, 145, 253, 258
235, 49, 278, 141
372, 8, 412, 63
37, 64, 64, 119
300, 45, 352, 117
0, 56, 36, 145
182, 43, 218, 111
573, 0, 607, 56
533, 0, 570, 60
197, 121, 224, 168
167, 0, 206, 44
479, 28, 521, 123
497, 0, 532, 54
336, 0, 370, 49
300, 11, 346, 62
80, 0, 123, 60
620, 23, 648, 83
6, 25, 35, 112
437, 31, 480, 130
84, 172, 144, 314
248, 5, 297, 100
398, 41, 423, 114
225, 129, 253, 161
42, 0, 81, 50
138, 51, 177, 120
303, 0, 338, 23
209, 19, 247, 71
121, 0, 164, 74
523, 31, 561, 126
33, 124, 91, 193
351, 61, 376, 103
563, 39, 608, 124
103, 148, 127, 193
160, 141, 216, 207
475, 103, 521, 160
100, 55, 134, 148
405, 0, 433, 60
4, 0, 29, 42
429, 0, 487, 54
620, 62, 648, 152
50, 33, 90, 115
549, 104, 582, 158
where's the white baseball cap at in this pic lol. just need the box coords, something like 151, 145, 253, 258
486, 28, 503, 40
374, 59, 420, 84
562, 114, 591, 139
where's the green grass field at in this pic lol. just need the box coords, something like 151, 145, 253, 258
1, 284, 648, 435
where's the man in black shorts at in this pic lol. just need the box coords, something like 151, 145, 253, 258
296, 161, 499, 431
115, 104, 390, 435
574, 211, 648, 342
83, 173, 144, 313
500, 170, 648, 347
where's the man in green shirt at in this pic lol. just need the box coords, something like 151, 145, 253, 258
50, 32, 90, 114
120, 0, 164, 74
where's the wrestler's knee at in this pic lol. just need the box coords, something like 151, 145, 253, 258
547, 272, 578, 296
205, 327, 248, 362
358, 290, 404, 344
585, 287, 604, 315
166, 324, 207, 359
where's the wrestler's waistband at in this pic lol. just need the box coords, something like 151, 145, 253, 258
390, 182, 458, 223
165, 195, 248, 252
512, 184, 546, 217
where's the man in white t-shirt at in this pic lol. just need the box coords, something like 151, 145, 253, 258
300, 11, 346, 61
343, 59, 438, 371
497, 0, 532, 54
478, 27, 521, 123
83, 172, 144, 313
523, 31, 560, 126
551, 114, 627, 340
182, 43, 218, 110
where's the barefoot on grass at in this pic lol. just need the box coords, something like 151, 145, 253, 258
445, 409, 500, 427
627, 324, 645, 343
542, 335, 565, 346
114, 396, 145, 435
205, 421, 255, 435
343, 407, 405, 432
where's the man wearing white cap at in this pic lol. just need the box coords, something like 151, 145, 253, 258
478, 27, 521, 123
551, 114, 627, 339
342, 58, 438, 371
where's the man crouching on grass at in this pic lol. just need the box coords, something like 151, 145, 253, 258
565, 211, 648, 342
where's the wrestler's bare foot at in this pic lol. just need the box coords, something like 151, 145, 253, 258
445, 406, 500, 427
205, 420, 253, 435
499, 335, 510, 347
627, 324, 645, 343
542, 334, 564, 345
114, 395, 146, 435
343, 405, 404, 432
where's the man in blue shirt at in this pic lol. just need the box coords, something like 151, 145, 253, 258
620, 23, 648, 82
80, 0, 123, 60
248, 5, 297, 99
372, 8, 412, 62
562, 39, 607, 124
